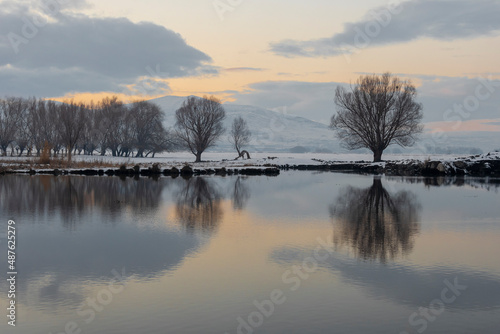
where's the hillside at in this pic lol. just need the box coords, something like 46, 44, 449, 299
148, 95, 339, 153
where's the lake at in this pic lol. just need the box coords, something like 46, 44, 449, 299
1, 172, 499, 334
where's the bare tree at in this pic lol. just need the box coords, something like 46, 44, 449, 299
57, 101, 86, 162
96, 96, 126, 157
175, 96, 226, 162
79, 101, 100, 155
27, 98, 45, 155
330, 73, 423, 162
13, 97, 31, 156
129, 100, 173, 157
230, 116, 251, 159
0, 97, 25, 156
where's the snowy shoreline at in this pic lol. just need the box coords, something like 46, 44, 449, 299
1, 152, 499, 177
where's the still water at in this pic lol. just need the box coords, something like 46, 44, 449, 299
0, 172, 499, 334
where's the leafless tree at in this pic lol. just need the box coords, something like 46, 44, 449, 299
175, 96, 226, 162
129, 100, 174, 157
230, 116, 251, 159
96, 96, 126, 156
79, 101, 100, 155
57, 101, 86, 162
26, 98, 44, 155
15, 113, 31, 156
13, 97, 32, 156
0, 97, 26, 156
330, 73, 423, 162
46, 100, 64, 156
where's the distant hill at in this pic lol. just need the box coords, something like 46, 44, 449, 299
147, 95, 339, 153
144, 95, 500, 154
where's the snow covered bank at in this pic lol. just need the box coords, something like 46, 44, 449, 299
1, 151, 499, 177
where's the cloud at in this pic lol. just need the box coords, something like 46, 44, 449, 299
271, 248, 500, 311
270, 0, 500, 58
0, 0, 215, 97
230, 81, 342, 124
230, 75, 500, 126
224, 67, 265, 72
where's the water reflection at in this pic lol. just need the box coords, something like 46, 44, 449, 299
0, 175, 167, 226
232, 176, 251, 210
271, 249, 500, 312
387, 176, 500, 192
330, 178, 421, 262
175, 177, 224, 233
0, 175, 202, 310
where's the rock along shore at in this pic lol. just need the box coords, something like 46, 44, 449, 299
0, 164, 281, 178
281, 153, 500, 177
1, 152, 499, 178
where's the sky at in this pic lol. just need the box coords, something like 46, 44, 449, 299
0, 0, 499, 149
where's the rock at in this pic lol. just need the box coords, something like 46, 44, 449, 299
215, 167, 227, 176
181, 165, 194, 176
170, 167, 180, 176
151, 163, 161, 174
437, 163, 446, 173
453, 161, 467, 169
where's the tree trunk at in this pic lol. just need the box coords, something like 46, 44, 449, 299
195, 152, 202, 163
373, 149, 383, 163
240, 150, 251, 159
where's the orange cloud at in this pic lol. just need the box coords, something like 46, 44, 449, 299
426, 119, 500, 133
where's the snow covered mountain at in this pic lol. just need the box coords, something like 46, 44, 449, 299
148, 95, 340, 153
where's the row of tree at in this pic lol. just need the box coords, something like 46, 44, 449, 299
0, 95, 252, 162
1, 73, 424, 163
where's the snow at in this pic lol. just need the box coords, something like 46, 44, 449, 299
2, 151, 499, 172
0, 152, 489, 167
148, 96, 338, 153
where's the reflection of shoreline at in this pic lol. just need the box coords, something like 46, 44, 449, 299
386, 176, 500, 191
0, 175, 168, 225
271, 249, 500, 312
330, 178, 421, 262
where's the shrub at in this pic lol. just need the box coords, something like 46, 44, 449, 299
39, 142, 51, 164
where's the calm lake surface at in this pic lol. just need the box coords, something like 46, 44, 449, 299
1, 172, 499, 334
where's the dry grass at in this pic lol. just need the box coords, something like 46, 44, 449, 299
0, 157, 125, 170
39, 142, 51, 164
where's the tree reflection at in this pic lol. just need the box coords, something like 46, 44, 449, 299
0, 175, 167, 228
232, 176, 250, 210
175, 177, 223, 233
330, 178, 421, 262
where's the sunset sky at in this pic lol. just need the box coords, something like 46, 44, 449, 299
1, 0, 499, 147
